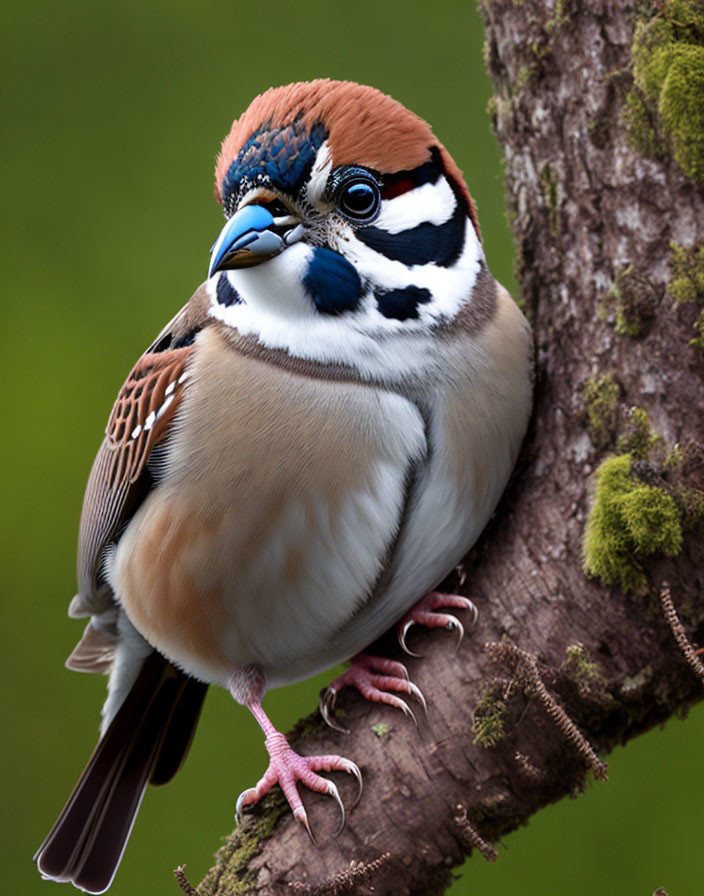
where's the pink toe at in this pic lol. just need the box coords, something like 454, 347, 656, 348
398, 590, 477, 631
321, 652, 425, 724
237, 732, 359, 827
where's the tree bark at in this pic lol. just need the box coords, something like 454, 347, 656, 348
192, 2, 704, 894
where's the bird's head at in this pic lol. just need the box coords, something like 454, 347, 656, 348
207, 80, 488, 377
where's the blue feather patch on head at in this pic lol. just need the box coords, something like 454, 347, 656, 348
374, 285, 432, 321
222, 122, 327, 213
303, 247, 363, 316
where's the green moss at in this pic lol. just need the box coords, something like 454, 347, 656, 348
691, 309, 704, 350
198, 790, 286, 896
487, 94, 513, 138
540, 163, 558, 208
286, 708, 329, 740
620, 485, 682, 552
530, 39, 549, 60
562, 644, 616, 707
583, 454, 683, 594
662, 438, 704, 528
516, 65, 534, 89
620, 666, 652, 698
665, 442, 685, 468
605, 265, 658, 337
673, 481, 704, 527
584, 374, 620, 450
659, 44, 704, 181
669, 242, 704, 350
616, 406, 660, 460
545, 0, 567, 32
371, 722, 390, 740
626, 0, 704, 184
670, 242, 704, 304
473, 682, 508, 748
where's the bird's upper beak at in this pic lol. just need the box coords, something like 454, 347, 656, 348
208, 204, 305, 278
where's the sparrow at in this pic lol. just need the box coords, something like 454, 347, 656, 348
35, 79, 533, 893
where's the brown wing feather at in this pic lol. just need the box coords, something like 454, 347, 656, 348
73, 284, 212, 612
105, 347, 191, 487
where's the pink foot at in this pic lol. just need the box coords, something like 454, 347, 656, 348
397, 591, 478, 656
235, 731, 361, 839
319, 654, 426, 733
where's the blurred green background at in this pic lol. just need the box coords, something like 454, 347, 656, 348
2, 1, 702, 894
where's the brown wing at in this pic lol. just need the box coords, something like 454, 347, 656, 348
73, 284, 212, 616
104, 346, 191, 487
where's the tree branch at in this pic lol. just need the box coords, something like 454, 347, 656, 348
195, 2, 704, 893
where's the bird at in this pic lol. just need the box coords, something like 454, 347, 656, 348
35, 79, 533, 893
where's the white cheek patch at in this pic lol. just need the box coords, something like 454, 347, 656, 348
342, 216, 484, 319
206, 209, 485, 383
305, 140, 334, 206
376, 177, 457, 234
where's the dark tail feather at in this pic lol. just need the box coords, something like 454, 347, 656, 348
34, 652, 208, 894
150, 675, 207, 786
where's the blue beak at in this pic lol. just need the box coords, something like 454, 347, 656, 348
208, 204, 302, 278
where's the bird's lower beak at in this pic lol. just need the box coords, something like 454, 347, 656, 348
208, 204, 304, 278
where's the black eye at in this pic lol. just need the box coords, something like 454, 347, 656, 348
336, 176, 381, 222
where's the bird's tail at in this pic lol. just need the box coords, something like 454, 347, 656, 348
34, 651, 208, 894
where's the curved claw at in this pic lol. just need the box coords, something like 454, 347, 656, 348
398, 620, 423, 657
466, 599, 479, 627
447, 616, 465, 652
327, 781, 346, 837
396, 696, 418, 727
235, 788, 253, 827
293, 806, 316, 844
344, 760, 363, 808
408, 680, 428, 713
319, 687, 350, 734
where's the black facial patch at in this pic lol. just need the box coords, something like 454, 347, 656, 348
216, 273, 242, 307
374, 285, 432, 321
303, 246, 363, 316
357, 201, 466, 268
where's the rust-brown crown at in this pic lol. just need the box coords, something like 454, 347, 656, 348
214, 79, 478, 232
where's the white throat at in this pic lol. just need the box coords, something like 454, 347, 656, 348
207, 180, 485, 383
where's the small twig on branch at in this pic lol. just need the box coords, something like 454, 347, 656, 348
453, 805, 498, 862
660, 582, 704, 685
514, 751, 547, 784
288, 853, 392, 896
485, 640, 609, 781
174, 865, 201, 896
